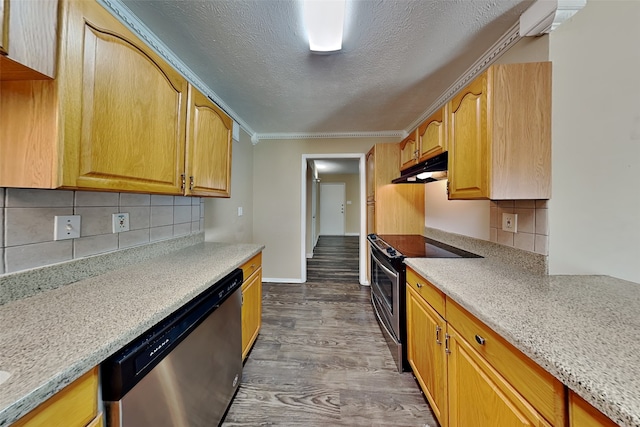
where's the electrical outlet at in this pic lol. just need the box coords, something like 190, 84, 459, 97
237, 207, 243, 217
502, 213, 518, 233
54, 215, 81, 240
112, 213, 130, 233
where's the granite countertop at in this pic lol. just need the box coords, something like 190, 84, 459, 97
0, 242, 264, 427
404, 257, 640, 427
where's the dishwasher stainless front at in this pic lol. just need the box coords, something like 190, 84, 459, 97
101, 268, 243, 427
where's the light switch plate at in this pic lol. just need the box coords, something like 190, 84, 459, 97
112, 213, 130, 233
502, 213, 518, 233
54, 215, 81, 240
237, 207, 243, 217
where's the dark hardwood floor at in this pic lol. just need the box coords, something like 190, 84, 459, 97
222, 236, 438, 426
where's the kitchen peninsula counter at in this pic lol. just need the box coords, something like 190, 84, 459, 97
0, 241, 264, 426
404, 256, 640, 427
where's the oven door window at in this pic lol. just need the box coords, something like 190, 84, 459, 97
371, 251, 397, 315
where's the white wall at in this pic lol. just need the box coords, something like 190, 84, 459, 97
253, 137, 395, 282
425, 180, 490, 240
204, 128, 254, 243
548, 1, 640, 283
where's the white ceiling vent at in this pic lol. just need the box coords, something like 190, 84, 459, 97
519, 0, 587, 36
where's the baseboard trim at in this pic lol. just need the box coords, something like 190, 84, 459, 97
262, 277, 305, 284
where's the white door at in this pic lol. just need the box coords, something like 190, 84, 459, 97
320, 183, 345, 235
311, 179, 318, 247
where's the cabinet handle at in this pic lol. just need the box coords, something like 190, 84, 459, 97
189, 176, 194, 190
180, 174, 186, 191
475, 334, 486, 345
416, 282, 423, 288
445, 333, 451, 354
435, 325, 442, 345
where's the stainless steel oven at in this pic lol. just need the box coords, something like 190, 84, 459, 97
367, 234, 481, 373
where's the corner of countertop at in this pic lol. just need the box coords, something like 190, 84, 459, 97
423, 227, 548, 275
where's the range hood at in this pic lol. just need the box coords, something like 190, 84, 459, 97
392, 151, 448, 184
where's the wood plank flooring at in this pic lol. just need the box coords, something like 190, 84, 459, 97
222, 236, 438, 426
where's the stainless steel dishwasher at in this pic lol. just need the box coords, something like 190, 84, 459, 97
101, 268, 243, 427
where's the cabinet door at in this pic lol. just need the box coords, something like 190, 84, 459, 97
569, 392, 617, 427
366, 148, 375, 202
59, 0, 187, 194
399, 130, 418, 171
447, 328, 551, 427
185, 85, 232, 197
242, 268, 262, 360
418, 108, 446, 162
366, 202, 375, 234
407, 286, 448, 426
447, 73, 489, 200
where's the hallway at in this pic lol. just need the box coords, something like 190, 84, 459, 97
222, 236, 437, 426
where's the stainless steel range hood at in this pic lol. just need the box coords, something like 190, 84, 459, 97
392, 152, 448, 184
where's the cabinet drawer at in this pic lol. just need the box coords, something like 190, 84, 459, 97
446, 300, 565, 426
241, 252, 262, 283
13, 367, 98, 427
406, 267, 445, 317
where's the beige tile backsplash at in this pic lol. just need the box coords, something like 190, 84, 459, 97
1, 188, 204, 274
490, 200, 549, 255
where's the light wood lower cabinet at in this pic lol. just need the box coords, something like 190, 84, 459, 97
569, 392, 618, 427
13, 367, 99, 427
241, 252, 262, 360
406, 267, 566, 427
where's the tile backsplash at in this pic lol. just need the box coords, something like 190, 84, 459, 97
490, 200, 548, 255
1, 188, 204, 274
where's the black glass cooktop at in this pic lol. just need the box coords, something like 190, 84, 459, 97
375, 234, 481, 259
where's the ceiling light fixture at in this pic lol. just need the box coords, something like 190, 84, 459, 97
303, 0, 346, 53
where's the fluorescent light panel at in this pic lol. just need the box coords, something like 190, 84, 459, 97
303, 0, 346, 52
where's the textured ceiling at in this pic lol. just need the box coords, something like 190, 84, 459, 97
120, 0, 534, 137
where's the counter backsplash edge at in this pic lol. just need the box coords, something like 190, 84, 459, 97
424, 227, 548, 275
0, 232, 205, 306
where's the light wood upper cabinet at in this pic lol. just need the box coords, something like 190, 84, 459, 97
418, 107, 447, 163
447, 62, 551, 200
1, 0, 233, 197
399, 129, 418, 171
185, 85, 232, 197
365, 143, 424, 234
0, 0, 58, 80
60, 0, 187, 194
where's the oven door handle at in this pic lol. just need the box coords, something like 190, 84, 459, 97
371, 250, 399, 280
371, 293, 399, 345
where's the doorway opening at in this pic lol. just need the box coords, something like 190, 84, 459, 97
300, 154, 367, 285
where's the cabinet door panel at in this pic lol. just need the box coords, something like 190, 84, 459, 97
448, 329, 551, 427
185, 86, 232, 197
0, 0, 8, 55
418, 108, 446, 162
75, 23, 185, 193
400, 131, 417, 171
448, 76, 488, 199
242, 269, 262, 360
407, 286, 447, 426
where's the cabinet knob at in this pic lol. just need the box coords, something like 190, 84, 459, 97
416, 282, 423, 288
475, 335, 486, 345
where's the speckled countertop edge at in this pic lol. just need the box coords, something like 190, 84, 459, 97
404, 256, 640, 427
0, 241, 264, 427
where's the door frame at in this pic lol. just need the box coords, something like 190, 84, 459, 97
300, 153, 368, 285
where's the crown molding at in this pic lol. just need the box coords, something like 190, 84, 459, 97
405, 21, 522, 134
252, 130, 407, 144
98, 0, 255, 138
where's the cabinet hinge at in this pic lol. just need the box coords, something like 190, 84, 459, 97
189, 176, 194, 190
180, 174, 186, 191
445, 333, 451, 354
